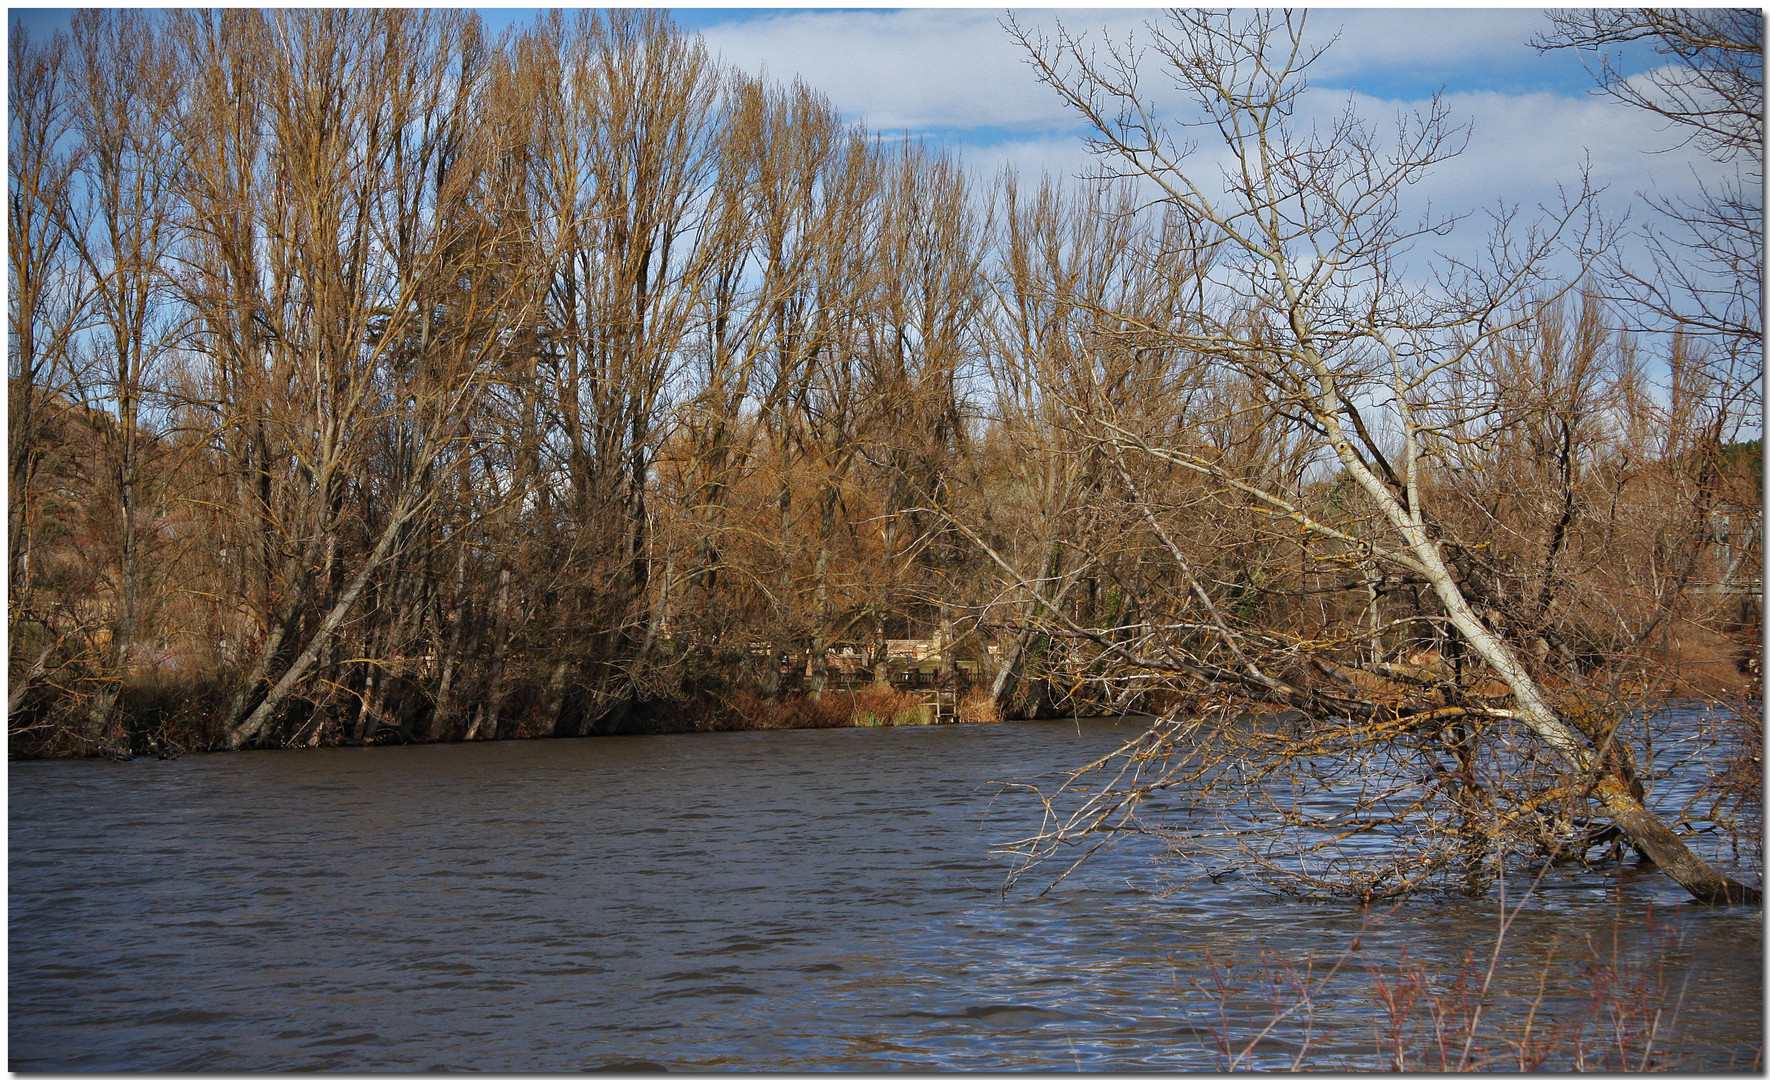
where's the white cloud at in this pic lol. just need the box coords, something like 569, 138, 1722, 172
1447, 90, 1724, 203
697, 9, 1077, 134
1301, 9, 1550, 83
692, 8, 1592, 139
694, 7, 1744, 282
957, 134, 1098, 187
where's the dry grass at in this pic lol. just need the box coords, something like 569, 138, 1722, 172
723, 684, 936, 730
717, 683, 1018, 729
958, 687, 1003, 724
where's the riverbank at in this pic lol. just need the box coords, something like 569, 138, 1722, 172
9, 679, 1008, 760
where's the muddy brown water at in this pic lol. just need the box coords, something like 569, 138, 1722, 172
9, 716, 1763, 1070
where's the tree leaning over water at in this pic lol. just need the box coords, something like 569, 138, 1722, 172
991, 9, 1759, 904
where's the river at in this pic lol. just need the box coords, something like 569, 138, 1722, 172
9, 717, 1763, 1070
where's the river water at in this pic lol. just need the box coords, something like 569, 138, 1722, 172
10, 717, 1763, 1071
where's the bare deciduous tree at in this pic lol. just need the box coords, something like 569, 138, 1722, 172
8, 24, 92, 717
996, 9, 1757, 903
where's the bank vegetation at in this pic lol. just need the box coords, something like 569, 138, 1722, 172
9, 10, 1762, 901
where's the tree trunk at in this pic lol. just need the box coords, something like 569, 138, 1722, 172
1329, 399, 1760, 904
224, 492, 423, 749
466, 563, 513, 742
990, 631, 1030, 718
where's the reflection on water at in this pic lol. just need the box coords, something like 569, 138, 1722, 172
9, 718, 1763, 1071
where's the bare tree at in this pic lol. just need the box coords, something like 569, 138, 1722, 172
659, 74, 775, 674
60, 11, 185, 750
8, 23, 92, 719
971, 174, 1209, 718
999, 9, 1757, 903
728, 80, 865, 699
794, 131, 887, 699
858, 139, 987, 693
156, 11, 548, 748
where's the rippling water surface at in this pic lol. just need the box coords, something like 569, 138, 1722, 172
10, 717, 1763, 1070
